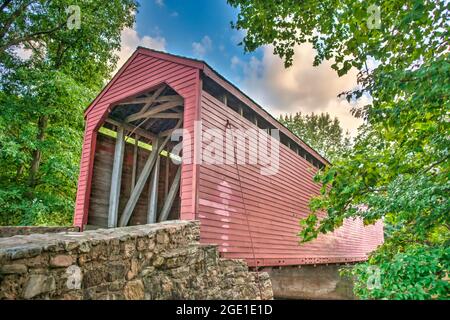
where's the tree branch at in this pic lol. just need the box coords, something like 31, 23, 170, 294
420, 155, 450, 175
0, 21, 66, 52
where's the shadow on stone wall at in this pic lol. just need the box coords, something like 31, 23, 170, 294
264, 264, 355, 300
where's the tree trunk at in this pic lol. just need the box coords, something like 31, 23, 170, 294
28, 115, 48, 187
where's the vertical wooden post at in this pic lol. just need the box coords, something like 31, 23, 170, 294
131, 134, 139, 192
164, 155, 170, 197
108, 126, 125, 228
147, 155, 160, 223
158, 166, 182, 222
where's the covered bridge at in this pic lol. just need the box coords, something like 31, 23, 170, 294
74, 48, 383, 268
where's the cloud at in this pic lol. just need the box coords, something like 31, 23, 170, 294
230, 29, 247, 46
14, 45, 32, 60
155, 0, 164, 7
116, 27, 166, 71
231, 44, 364, 135
170, 11, 179, 17
192, 36, 212, 58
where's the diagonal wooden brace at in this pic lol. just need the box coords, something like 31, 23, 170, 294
158, 165, 182, 222
118, 135, 169, 227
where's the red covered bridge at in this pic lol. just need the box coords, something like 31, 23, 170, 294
73, 48, 383, 269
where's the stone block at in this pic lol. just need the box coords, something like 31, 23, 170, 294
123, 280, 144, 300
1, 264, 27, 274
82, 269, 105, 288
123, 243, 136, 258
50, 255, 73, 268
156, 232, 169, 245
22, 274, 56, 299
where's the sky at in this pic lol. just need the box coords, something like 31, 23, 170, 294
117, 0, 365, 135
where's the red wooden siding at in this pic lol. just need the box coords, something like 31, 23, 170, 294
74, 49, 201, 228
202, 66, 329, 165
197, 91, 384, 267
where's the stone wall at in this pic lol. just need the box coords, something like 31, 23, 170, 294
0, 221, 272, 300
264, 264, 354, 299
0, 226, 80, 238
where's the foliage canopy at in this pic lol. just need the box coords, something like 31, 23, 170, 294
279, 112, 351, 163
0, 0, 138, 225
228, 0, 449, 299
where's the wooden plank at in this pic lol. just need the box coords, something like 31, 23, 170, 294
126, 100, 182, 123
147, 155, 160, 223
107, 126, 125, 228
118, 135, 170, 227
158, 165, 181, 222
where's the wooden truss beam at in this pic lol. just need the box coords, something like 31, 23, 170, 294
120, 95, 182, 106
138, 85, 166, 115
105, 118, 155, 141
125, 100, 182, 123
120, 85, 166, 107
147, 112, 183, 119
155, 95, 183, 103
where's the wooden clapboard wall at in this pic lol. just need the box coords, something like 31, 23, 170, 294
87, 133, 180, 227
197, 90, 384, 267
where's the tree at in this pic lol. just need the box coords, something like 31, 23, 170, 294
0, 0, 138, 225
279, 112, 351, 163
228, 0, 449, 299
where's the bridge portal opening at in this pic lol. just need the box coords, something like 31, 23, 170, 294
86, 84, 183, 228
